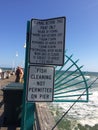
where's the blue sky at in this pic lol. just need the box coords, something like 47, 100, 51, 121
0, 0, 98, 72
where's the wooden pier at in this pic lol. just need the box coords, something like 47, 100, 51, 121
35, 103, 58, 130
0, 76, 58, 130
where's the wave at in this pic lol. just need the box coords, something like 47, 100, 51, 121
49, 88, 98, 128
49, 103, 98, 129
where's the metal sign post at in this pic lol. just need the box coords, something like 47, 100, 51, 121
21, 21, 35, 130
21, 17, 66, 130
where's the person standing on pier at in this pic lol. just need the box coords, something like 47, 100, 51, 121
15, 66, 24, 83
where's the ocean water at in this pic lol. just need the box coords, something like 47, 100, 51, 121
49, 71, 98, 130
0, 67, 14, 71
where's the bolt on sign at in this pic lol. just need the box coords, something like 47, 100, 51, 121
29, 17, 66, 66
27, 65, 55, 102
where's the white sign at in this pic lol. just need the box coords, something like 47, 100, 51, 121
29, 17, 66, 65
27, 65, 54, 102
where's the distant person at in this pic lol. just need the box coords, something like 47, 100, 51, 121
15, 66, 24, 83
1, 72, 4, 79
0, 69, 2, 79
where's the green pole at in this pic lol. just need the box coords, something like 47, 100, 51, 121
21, 21, 35, 130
